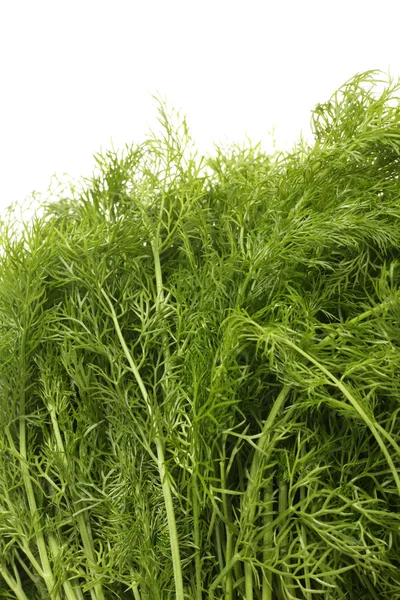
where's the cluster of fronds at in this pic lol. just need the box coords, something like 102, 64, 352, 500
1, 71, 400, 599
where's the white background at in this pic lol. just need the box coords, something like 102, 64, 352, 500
1, 0, 399, 214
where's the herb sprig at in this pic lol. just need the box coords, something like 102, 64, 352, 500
1, 72, 400, 599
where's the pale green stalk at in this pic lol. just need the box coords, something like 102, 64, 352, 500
191, 475, 203, 600
209, 554, 241, 600
214, 521, 225, 584
18, 327, 58, 599
47, 533, 79, 600
299, 445, 311, 600
47, 395, 105, 600
101, 288, 184, 600
278, 481, 292, 598
152, 229, 185, 600
220, 451, 233, 598
242, 385, 291, 599
0, 565, 30, 600
299, 496, 312, 599
261, 476, 273, 600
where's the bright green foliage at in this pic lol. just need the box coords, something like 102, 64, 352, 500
1, 71, 400, 599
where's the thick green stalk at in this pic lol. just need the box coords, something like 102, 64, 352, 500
152, 234, 185, 600
214, 521, 225, 587
299, 444, 311, 600
18, 329, 58, 599
221, 454, 234, 598
299, 485, 311, 600
155, 436, 184, 600
47, 398, 105, 600
0, 565, 30, 600
75, 512, 105, 600
241, 385, 291, 599
262, 476, 274, 600
192, 475, 203, 600
278, 481, 292, 597
48, 533, 80, 600
70, 580, 85, 600
102, 286, 184, 600
131, 584, 142, 600
209, 554, 241, 600
244, 562, 254, 600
